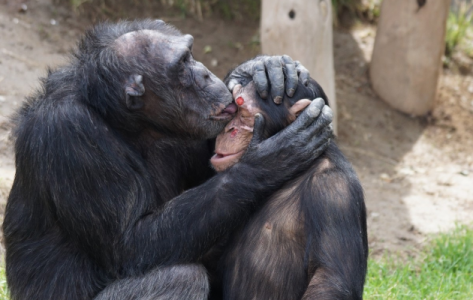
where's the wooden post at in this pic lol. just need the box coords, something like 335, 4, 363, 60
261, 0, 337, 133
370, 0, 451, 115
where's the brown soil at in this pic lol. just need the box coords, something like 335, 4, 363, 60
0, 0, 472, 258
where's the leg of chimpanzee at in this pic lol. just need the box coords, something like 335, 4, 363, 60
302, 267, 350, 300
94, 264, 209, 300
301, 151, 367, 300
302, 239, 366, 300
301, 227, 366, 300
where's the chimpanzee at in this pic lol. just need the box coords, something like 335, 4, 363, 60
208, 80, 368, 300
2, 20, 334, 300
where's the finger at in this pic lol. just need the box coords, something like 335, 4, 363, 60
310, 138, 331, 159
249, 113, 265, 147
298, 127, 332, 161
266, 57, 285, 104
252, 61, 268, 99
304, 105, 334, 140
309, 125, 333, 146
289, 98, 326, 132
232, 84, 243, 98
315, 106, 334, 132
295, 60, 310, 86
227, 78, 239, 92
281, 55, 298, 97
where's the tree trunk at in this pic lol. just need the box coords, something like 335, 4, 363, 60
261, 0, 337, 133
370, 0, 451, 115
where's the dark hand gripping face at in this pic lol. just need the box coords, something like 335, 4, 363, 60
211, 81, 316, 171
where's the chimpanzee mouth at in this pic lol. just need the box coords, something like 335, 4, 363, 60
210, 150, 245, 166
210, 103, 238, 121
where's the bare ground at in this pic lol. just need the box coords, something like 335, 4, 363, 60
0, 0, 472, 258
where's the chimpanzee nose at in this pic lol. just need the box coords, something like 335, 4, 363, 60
194, 62, 213, 85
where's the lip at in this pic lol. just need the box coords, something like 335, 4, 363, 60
210, 149, 245, 166
210, 103, 238, 121
209, 113, 234, 121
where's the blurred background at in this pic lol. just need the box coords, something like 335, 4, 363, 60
0, 0, 471, 298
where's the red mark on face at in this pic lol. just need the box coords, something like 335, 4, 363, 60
231, 129, 238, 138
236, 97, 244, 106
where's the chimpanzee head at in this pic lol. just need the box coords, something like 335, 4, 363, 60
210, 78, 328, 172
76, 20, 234, 139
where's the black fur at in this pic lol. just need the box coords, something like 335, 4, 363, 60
209, 79, 368, 300
3, 20, 334, 300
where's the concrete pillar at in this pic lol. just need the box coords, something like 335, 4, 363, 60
370, 0, 451, 115
261, 0, 337, 133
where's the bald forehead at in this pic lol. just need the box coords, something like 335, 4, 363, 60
234, 82, 262, 115
113, 29, 192, 61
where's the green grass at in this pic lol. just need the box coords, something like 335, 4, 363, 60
364, 225, 473, 299
0, 265, 8, 300
0, 226, 470, 299
445, 0, 473, 57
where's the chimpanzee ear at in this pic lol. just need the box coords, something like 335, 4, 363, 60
289, 99, 312, 117
125, 75, 145, 110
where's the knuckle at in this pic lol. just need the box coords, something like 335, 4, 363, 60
313, 98, 325, 106
270, 56, 282, 67
264, 57, 272, 67
254, 75, 267, 85
271, 82, 285, 91
256, 85, 267, 95
272, 76, 285, 84
288, 74, 298, 83
254, 78, 268, 89
254, 61, 265, 72
282, 54, 293, 63
306, 105, 321, 118
321, 106, 334, 120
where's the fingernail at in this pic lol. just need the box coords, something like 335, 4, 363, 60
307, 106, 321, 118
274, 96, 282, 104
322, 106, 334, 119
260, 91, 268, 99
314, 98, 324, 105
288, 88, 295, 97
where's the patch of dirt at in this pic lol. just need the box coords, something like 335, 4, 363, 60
0, 0, 471, 258
334, 25, 473, 257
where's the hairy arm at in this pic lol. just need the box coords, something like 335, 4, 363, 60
15, 98, 331, 276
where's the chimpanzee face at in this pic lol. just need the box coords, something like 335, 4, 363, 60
115, 29, 234, 139
210, 82, 312, 172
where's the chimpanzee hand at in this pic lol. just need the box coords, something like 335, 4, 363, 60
239, 98, 333, 184
225, 55, 310, 104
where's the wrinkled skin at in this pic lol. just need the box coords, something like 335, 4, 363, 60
115, 29, 234, 139
211, 82, 313, 172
